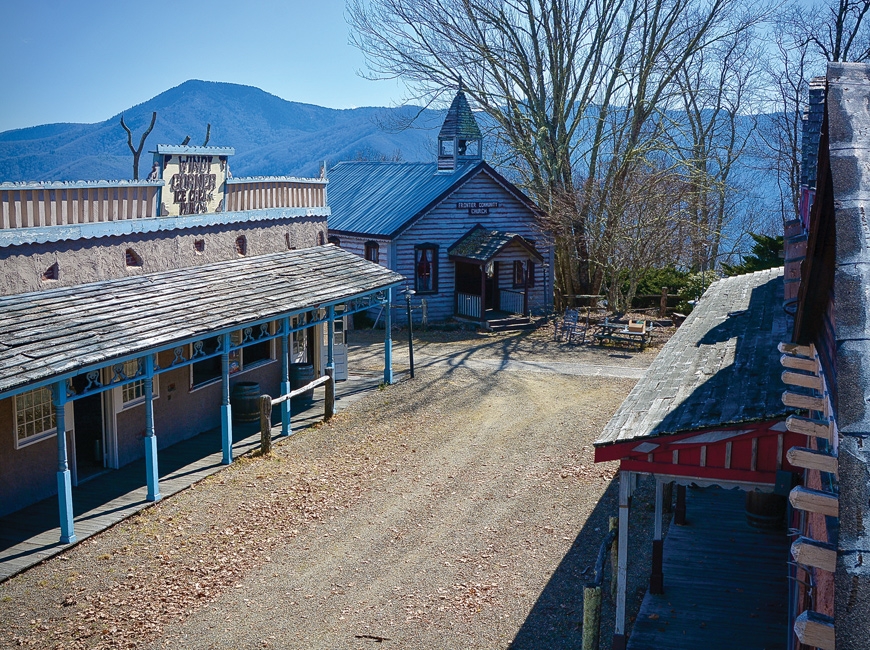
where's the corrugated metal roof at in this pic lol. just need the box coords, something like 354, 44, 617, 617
595, 268, 790, 448
327, 161, 483, 236
0, 246, 403, 397
0, 207, 329, 248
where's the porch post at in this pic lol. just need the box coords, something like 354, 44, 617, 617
143, 354, 161, 502
327, 306, 335, 371
479, 263, 487, 326
280, 317, 291, 437
326, 305, 336, 413
220, 333, 233, 464
384, 288, 393, 384
53, 381, 76, 544
523, 261, 530, 316
650, 478, 664, 594
613, 470, 631, 650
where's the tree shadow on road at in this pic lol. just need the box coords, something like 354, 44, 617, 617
508, 475, 657, 650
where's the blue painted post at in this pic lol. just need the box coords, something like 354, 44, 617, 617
384, 289, 393, 385
327, 306, 335, 371
220, 333, 233, 464
280, 317, 291, 437
53, 382, 76, 544
144, 355, 161, 502
326, 306, 336, 415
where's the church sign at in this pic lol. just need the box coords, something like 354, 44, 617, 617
456, 201, 499, 215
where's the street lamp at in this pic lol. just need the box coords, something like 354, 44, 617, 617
405, 289, 416, 378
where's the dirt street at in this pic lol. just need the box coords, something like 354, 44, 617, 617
1, 326, 662, 649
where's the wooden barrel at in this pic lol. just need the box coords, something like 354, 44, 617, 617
230, 382, 261, 422
745, 491, 787, 530
289, 363, 315, 404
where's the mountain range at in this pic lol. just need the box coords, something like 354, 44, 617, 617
0, 80, 445, 182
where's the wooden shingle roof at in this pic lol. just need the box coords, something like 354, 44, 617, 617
595, 268, 790, 448
447, 225, 543, 263
0, 246, 403, 397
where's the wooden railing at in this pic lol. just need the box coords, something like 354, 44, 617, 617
456, 292, 482, 319
0, 181, 161, 229
257, 370, 335, 454
224, 177, 327, 211
500, 289, 525, 315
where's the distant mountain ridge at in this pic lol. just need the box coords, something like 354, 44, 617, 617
0, 80, 444, 182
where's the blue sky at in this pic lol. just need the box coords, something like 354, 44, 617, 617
0, 0, 406, 133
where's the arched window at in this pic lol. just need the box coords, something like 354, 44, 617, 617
235, 236, 247, 256
125, 248, 143, 267
194, 239, 205, 254
318, 232, 326, 245
365, 241, 380, 263
328, 235, 341, 247
42, 262, 59, 281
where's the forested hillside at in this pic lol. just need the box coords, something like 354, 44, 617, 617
0, 80, 441, 181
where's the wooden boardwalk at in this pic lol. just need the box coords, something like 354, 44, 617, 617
627, 486, 789, 650
0, 372, 381, 582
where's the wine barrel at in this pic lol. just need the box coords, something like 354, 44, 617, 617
289, 363, 316, 405
230, 382, 261, 422
745, 491, 787, 530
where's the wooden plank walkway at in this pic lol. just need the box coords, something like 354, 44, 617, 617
628, 486, 789, 650
0, 371, 382, 582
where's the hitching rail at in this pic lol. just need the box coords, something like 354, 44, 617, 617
258, 370, 335, 454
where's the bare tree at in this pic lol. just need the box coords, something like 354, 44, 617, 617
348, 0, 768, 308
120, 111, 157, 180
664, 27, 765, 270
797, 0, 870, 62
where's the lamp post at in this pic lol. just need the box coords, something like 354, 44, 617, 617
405, 289, 416, 378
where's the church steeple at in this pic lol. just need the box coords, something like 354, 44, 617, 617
437, 83, 483, 171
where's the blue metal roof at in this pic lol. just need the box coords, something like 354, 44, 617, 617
327, 161, 483, 237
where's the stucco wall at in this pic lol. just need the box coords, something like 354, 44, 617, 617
0, 396, 59, 518
0, 339, 285, 518
0, 216, 326, 295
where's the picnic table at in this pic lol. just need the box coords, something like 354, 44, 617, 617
593, 318, 652, 350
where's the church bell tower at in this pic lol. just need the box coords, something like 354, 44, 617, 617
437, 84, 483, 171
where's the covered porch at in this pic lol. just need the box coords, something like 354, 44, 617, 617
448, 225, 543, 326
593, 268, 801, 648
0, 246, 404, 546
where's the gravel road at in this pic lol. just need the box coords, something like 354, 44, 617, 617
1, 324, 665, 650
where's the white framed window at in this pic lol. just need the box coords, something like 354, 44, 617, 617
14, 386, 57, 448
118, 359, 159, 409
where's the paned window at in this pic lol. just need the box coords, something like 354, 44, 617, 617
365, 241, 380, 263
15, 387, 56, 447
119, 359, 159, 408
414, 244, 438, 294
191, 324, 276, 388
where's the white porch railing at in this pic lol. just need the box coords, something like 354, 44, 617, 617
456, 292, 482, 319
500, 289, 525, 315
225, 177, 327, 211
0, 181, 162, 229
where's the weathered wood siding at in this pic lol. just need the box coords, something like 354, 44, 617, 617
395, 171, 552, 322
327, 234, 391, 269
